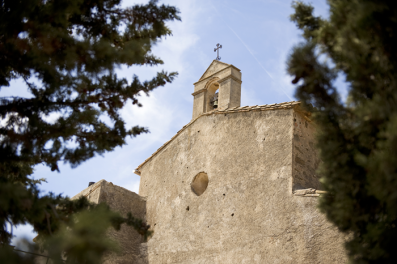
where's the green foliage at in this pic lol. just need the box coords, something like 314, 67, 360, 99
45, 204, 119, 264
43, 202, 151, 264
0, 0, 180, 170
0, 0, 179, 263
0, 241, 37, 263
288, 1, 397, 263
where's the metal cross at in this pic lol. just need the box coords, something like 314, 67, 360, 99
214, 43, 222, 60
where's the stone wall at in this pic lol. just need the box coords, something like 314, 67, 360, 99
292, 110, 322, 190
72, 180, 148, 264
139, 108, 347, 263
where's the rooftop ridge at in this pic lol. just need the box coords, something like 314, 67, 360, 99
197, 60, 231, 82
134, 101, 301, 175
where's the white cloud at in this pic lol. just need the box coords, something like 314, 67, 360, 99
10, 224, 37, 246
121, 93, 175, 142
123, 179, 141, 194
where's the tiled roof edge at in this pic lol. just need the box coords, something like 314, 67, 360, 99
133, 101, 301, 175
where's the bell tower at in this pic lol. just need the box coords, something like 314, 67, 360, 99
192, 60, 242, 119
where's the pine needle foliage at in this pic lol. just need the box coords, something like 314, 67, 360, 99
288, 1, 397, 263
0, 0, 179, 263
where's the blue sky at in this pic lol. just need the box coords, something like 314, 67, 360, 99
2, 0, 332, 244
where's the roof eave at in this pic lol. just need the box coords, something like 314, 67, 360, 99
134, 101, 302, 175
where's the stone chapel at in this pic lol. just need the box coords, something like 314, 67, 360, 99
73, 60, 347, 263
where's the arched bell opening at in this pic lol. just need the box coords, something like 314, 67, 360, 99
205, 81, 219, 112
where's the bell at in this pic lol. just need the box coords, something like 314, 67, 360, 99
213, 100, 218, 108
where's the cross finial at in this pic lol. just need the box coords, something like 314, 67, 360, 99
214, 43, 222, 60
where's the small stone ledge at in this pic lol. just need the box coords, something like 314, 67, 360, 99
293, 188, 327, 197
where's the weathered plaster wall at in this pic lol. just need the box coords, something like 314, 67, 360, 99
217, 77, 241, 110
139, 109, 346, 263
72, 180, 148, 264
292, 110, 322, 190
192, 91, 205, 119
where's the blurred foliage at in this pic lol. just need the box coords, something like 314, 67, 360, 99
288, 1, 397, 263
0, 0, 178, 263
42, 202, 152, 264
